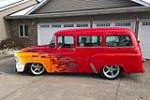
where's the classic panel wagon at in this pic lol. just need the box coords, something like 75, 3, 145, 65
15, 28, 145, 79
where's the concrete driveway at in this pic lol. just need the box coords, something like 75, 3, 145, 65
0, 57, 150, 100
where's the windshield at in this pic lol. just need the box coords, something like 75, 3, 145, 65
49, 36, 55, 47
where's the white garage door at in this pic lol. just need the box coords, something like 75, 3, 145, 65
93, 21, 135, 31
138, 21, 150, 59
38, 22, 90, 45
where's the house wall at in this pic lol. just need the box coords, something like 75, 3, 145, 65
11, 19, 37, 47
0, 0, 37, 41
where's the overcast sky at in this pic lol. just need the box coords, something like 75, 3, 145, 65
143, 0, 150, 3
0, 0, 150, 8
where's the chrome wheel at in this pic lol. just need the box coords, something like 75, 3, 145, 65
30, 63, 45, 75
102, 65, 121, 79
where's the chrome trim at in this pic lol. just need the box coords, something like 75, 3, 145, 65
90, 63, 98, 74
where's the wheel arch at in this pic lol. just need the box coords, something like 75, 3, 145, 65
25, 62, 48, 73
90, 54, 126, 74
98, 64, 125, 74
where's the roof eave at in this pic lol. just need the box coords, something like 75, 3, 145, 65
4, 6, 150, 19
27, 0, 50, 15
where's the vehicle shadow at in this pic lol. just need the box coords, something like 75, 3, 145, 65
16, 71, 106, 80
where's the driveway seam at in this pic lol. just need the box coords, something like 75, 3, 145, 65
114, 75, 122, 100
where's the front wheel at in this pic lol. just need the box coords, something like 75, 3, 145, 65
101, 65, 122, 79
29, 63, 45, 75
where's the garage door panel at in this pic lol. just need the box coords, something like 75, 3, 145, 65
38, 22, 90, 45
93, 21, 135, 31
138, 21, 150, 59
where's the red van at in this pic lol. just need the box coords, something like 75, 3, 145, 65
15, 28, 145, 79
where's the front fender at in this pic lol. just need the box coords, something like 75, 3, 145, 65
15, 52, 51, 72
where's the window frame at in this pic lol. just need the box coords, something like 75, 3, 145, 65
19, 24, 29, 38
105, 35, 133, 47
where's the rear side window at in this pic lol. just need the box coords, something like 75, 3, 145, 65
106, 36, 132, 47
78, 36, 102, 47
58, 36, 74, 48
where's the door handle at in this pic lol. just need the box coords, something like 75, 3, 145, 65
69, 48, 76, 51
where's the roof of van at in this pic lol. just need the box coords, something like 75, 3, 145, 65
55, 28, 134, 36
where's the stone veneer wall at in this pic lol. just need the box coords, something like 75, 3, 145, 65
10, 19, 38, 47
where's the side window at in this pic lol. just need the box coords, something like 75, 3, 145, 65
58, 36, 74, 48
78, 36, 102, 47
106, 36, 132, 47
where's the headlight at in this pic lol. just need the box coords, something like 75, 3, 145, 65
15, 57, 19, 63
14, 50, 20, 56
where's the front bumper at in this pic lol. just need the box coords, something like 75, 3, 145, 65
15, 63, 25, 72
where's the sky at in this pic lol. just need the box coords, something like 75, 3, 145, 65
0, 0, 43, 7
0, 0, 150, 8
143, 0, 150, 3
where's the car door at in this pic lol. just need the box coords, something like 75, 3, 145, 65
50, 35, 77, 73
75, 35, 103, 73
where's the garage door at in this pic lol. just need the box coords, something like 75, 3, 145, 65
93, 21, 135, 31
138, 21, 150, 59
38, 22, 90, 45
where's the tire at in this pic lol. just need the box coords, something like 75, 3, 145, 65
101, 65, 122, 79
29, 63, 45, 75
14, 66, 18, 74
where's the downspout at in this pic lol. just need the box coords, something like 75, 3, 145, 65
135, 17, 140, 37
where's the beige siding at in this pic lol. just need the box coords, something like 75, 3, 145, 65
0, 0, 37, 40
35, 0, 141, 14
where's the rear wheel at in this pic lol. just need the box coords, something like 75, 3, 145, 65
101, 65, 122, 79
29, 63, 45, 75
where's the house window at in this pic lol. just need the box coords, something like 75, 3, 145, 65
96, 23, 110, 27
143, 22, 150, 26
64, 24, 74, 28
19, 24, 28, 37
51, 25, 61, 28
76, 24, 89, 27
40, 25, 50, 28
115, 22, 131, 26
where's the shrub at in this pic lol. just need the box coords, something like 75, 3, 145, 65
0, 39, 22, 50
